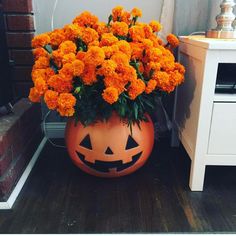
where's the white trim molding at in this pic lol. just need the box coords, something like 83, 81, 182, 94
0, 137, 47, 210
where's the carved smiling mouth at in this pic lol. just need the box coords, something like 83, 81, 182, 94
76, 151, 142, 173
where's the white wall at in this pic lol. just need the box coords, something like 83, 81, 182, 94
33, 0, 164, 34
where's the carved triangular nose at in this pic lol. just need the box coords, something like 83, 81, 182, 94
105, 147, 113, 154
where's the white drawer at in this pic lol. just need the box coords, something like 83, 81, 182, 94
208, 103, 236, 155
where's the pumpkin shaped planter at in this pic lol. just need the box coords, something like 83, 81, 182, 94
65, 113, 154, 177
29, 6, 185, 178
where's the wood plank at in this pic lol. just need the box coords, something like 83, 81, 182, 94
0, 139, 236, 233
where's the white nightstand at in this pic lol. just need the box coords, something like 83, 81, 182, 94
172, 36, 236, 191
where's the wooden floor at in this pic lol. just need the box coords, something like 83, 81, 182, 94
0, 138, 236, 233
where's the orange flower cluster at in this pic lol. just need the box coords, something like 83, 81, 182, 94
29, 6, 185, 117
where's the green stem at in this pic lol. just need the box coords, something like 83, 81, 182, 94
131, 60, 145, 81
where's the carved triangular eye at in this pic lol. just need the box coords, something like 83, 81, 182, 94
80, 134, 92, 150
125, 135, 139, 150
105, 147, 113, 154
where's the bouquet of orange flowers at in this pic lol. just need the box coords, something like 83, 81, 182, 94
29, 6, 185, 126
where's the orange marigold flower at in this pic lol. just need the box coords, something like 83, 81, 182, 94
76, 51, 86, 60
29, 87, 41, 103
170, 70, 184, 86
81, 64, 97, 85
33, 48, 49, 60
83, 46, 105, 66
49, 29, 65, 47
145, 61, 161, 77
48, 75, 73, 93
95, 22, 110, 36
128, 79, 145, 100
31, 69, 46, 82
160, 56, 175, 71
115, 40, 131, 58
88, 40, 100, 47
31, 68, 54, 83
148, 62, 161, 72
112, 6, 124, 22
148, 34, 162, 47
72, 59, 84, 77
52, 50, 64, 68
111, 22, 128, 36
59, 63, 74, 81
129, 25, 145, 42
111, 52, 129, 67
62, 53, 76, 64
131, 7, 142, 17
143, 24, 153, 38
44, 90, 58, 110
174, 62, 185, 74
63, 24, 83, 41
130, 42, 143, 60
99, 33, 118, 47
97, 59, 117, 77
117, 65, 137, 83
141, 39, 153, 49
145, 79, 157, 94
82, 27, 99, 45
73, 11, 98, 28
32, 33, 50, 48
102, 45, 119, 58
167, 34, 179, 48
138, 62, 145, 74
34, 77, 47, 95
121, 11, 131, 24
45, 68, 55, 80
33, 56, 50, 69
149, 20, 162, 32
102, 87, 119, 104
104, 73, 126, 94
57, 93, 76, 117
152, 71, 174, 93
146, 48, 162, 62
59, 40, 77, 54
152, 70, 169, 82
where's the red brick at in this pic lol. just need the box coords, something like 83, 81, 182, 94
0, 127, 43, 200
0, 146, 13, 176
6, 14, 35, 31
12, 109, 42, 159
0, 154, 26, 199
12, 66, 32, 81
2, 0, 33, 13
6, 32, 34, 48
0, 98, 36, 156
9, 49, 34, 65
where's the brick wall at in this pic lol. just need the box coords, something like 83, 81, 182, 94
2, 0, 35, 99
0, 0, 43, 202
0, 99, 42, 201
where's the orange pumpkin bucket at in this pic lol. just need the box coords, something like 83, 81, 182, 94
65, 113, 154, 177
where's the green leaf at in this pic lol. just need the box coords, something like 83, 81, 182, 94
133, 102, 138, 120
74, 87, 81, 94
44, 44, 53, 54
107, 14, 113, 26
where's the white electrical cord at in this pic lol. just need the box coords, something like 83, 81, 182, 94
43, 110, 66, 149
51, 0, 58, 31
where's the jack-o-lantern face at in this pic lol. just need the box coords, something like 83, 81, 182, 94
65, 113, 154, 177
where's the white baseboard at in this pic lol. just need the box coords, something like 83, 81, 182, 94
0, 137, 47, 210
43, 122, 66, 138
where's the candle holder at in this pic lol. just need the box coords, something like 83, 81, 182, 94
206, 0, 236, 39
